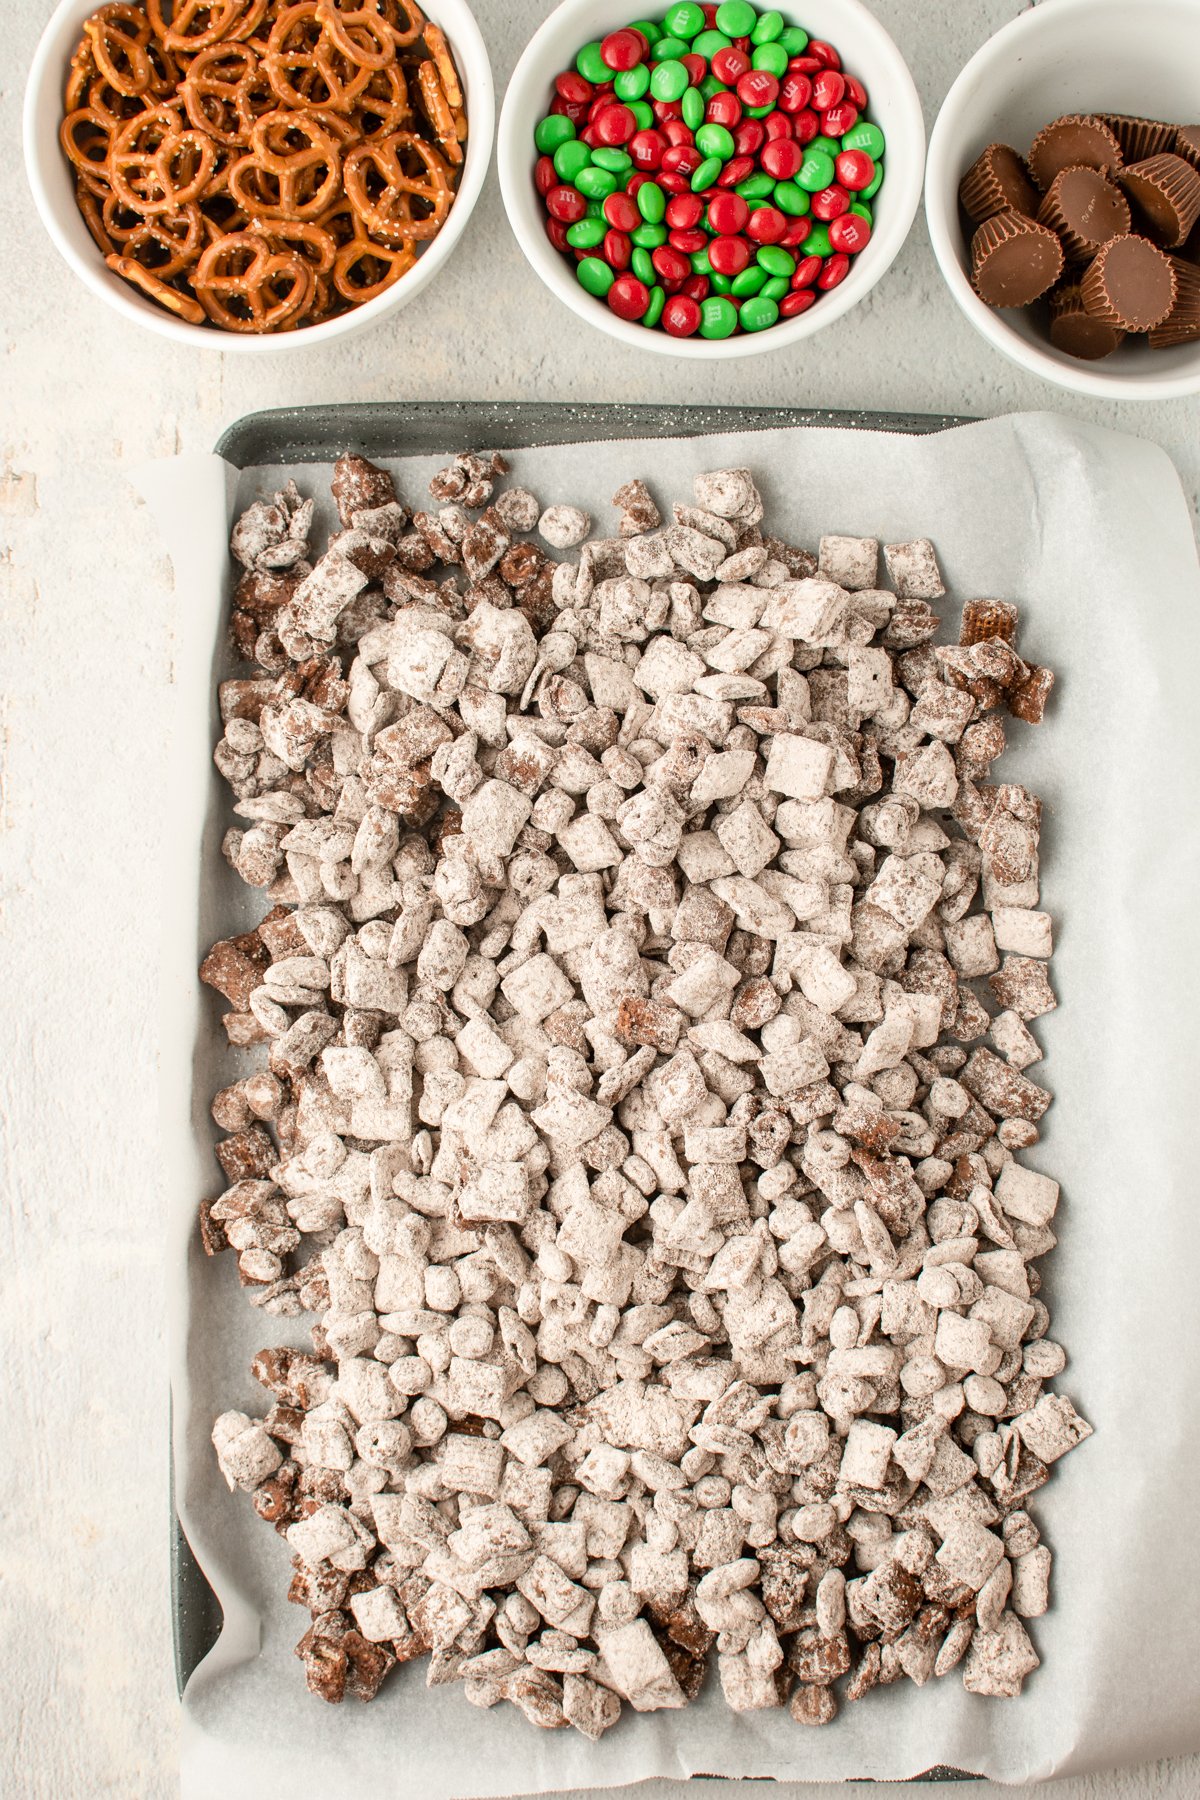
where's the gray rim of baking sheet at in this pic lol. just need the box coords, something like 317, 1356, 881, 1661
179, 400, 978, 1786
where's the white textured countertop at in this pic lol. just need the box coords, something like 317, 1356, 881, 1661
2, 0, 1196, 1794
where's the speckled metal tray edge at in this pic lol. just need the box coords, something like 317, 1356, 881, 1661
180, 400, 976, 1786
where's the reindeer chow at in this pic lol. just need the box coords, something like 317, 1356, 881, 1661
204, 451, 1089, 1727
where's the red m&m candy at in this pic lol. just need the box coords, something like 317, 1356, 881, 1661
594, 103, 637, 144
761, 137, 801, 179
707, 191, 749, 234
829, 212, 871, 254
662, 293, 702, 335
835, 148, 875, 191
608, 273, 651, 318
810, 183, 850, 221
546, 184, 587, 222
601, 29, 646, 69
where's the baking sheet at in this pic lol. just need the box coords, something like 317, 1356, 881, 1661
136, 411, 1200, 1795
174, 403, 971, 1708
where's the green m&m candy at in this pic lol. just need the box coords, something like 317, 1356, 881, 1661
643, 284, 666, 327
709, 271, 733, 293
699, 295, 738, 337
715, 0, 757, 34
637, 181, 666, 223
736, 172, 776, 202
752, 8, 783, 41
650, 58, 690, 102
552, 139, 591, 183
797, 149, 836, 191
681, 87, 704, 129
691, 155, 724, 191
756, 244, 794, 276
575, 40, 609, 82
731, 264, 767, 296
779, 25, 808, 53
614, 64, 650, 100
535, 115, 575, 155
692, 29, 732, 59
804, 221, 834, 256
842, 121, 886, 159
740, 294, 779, 331
631, 220, 667, 247
862, 160, 885, 199
664, 1, 705, 37
576, 165, 618, 200
565, 217, 607, 249
773, 180, 810, 215
652, 34, 691, 58
696, 122, 735, 161
592, 146, 632, 173
631, 246, 656, 284
751, 41, 788, 76
628, 99, 655, 129
760, 274, 789, 299
849, 200, 873, 223
577, 257, 614, 297
810, 135, 841, 158
630, 17, 662, 43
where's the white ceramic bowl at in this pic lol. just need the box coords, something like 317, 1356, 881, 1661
23, 0, 495, 353
498, 0, 924, 359
926, 0, 1200, 401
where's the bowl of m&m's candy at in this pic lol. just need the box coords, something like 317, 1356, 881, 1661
498, 0, 924, 355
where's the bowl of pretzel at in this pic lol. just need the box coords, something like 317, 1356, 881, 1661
24, 0, 494, 347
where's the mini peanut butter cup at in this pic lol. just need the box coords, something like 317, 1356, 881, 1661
1121, 153, 1200, 248
1079, 233, 1177, 330
959, 143, 1039, 222
1100, 114, 1176, 162
1037, 165, 1131, 261
1049, 282, 1125, 360
1148, 256, 1200, 347
970, 209, 1065, 307
1028, 114, 1123, 191
1174, 126, 1200, 172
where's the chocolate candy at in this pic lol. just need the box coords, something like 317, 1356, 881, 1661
1079, 233, 1177, 332
1101, 114, 1177, 163
1037, 166, 1130, 262
959, 143, 1038, 223
959, 105, 1200, 362
1049, 283, 1125, 361
1120, 153, 1200, 249
1148, 255, 1200, 348
971, 210, 1064, 308
1027, 114, 1123, 191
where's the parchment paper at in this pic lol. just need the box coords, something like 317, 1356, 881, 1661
136, 412, 1200, 1797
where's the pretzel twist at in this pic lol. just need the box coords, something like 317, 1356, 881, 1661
193, 231, 315, 327
109, 107, 218, 214
343, 127, 451, 241
147, 0, 269, 54
263, 3, 372, 113
228, 107, 341, 219
84, 5, 155, 97
182, 44, 262, 145
314, 0, 395, 71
